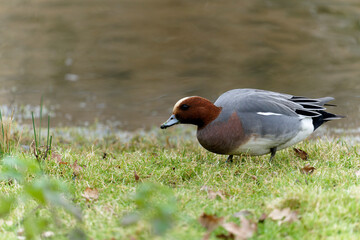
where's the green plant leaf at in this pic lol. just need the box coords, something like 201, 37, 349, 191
24, 214, 49, 240
132, 182, 177, 235
45, 192, 82, 221
68, 228, 87, 240
0, 196, 15, 218
24, 183, 46, 205
2, 156, 41, 176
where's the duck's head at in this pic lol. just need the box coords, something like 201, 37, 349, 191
160, 96, 221, 129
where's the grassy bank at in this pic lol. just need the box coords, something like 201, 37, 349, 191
0, 124, 359, 239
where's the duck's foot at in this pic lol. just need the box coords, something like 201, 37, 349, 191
226, 155, 233, 163
269, 147, 277, 162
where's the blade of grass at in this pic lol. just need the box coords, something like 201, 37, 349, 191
47, 115, 50, 148
39, 95, 43, 147
49, 136, 52, 152
7, 113, 13, 153
31, 112, 38, 155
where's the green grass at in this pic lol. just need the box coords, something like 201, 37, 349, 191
0, 125, 360, 239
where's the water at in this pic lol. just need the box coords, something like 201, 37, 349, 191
0, 0, 359, 132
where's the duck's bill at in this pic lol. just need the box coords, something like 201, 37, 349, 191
160, 114, 179, 129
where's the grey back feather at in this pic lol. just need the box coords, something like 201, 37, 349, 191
214, 89, 333, 119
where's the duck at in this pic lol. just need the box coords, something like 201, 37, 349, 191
160, 88, 344, 162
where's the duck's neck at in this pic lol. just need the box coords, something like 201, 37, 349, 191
197, 102, 222, 129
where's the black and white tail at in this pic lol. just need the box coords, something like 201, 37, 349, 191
290, 96, 345, 130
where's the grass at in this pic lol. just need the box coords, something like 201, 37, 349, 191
0, 124, 359, 239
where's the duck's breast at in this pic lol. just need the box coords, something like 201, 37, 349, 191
197, 112, 248, 155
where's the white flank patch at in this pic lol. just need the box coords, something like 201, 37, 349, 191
231, 116, 315, 156
232, 137, 276, 155
257, 112, 282, 116
278, 117, 314, 149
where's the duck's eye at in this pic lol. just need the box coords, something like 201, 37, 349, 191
180, 104, 190, 110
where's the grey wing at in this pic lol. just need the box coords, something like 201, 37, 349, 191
214, 88, 331, 118
214, 89, 333, 144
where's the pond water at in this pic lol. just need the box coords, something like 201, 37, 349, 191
0, 0, 359, 133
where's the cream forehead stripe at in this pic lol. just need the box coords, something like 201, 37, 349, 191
173, 96, 191, 112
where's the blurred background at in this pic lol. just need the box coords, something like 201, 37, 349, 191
0, 0, 359, 132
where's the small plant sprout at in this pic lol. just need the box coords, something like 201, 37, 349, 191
31, 96, 53, 161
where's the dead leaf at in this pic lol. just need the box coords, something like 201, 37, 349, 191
268, 208, 299, 224
300, 164, 315, 175
81, 187, 99, 202
282, 210, 299, 223
198, 213, 224, 232
72, 160, 83, 176
51, 152, 62, 163
268, 208, 290, 221
293, 148, 308, 160
207, 190, 227, 200
221, 217, 257, 240
200, 186, 228, 200
258, 213, 267, 223
134, 170, 140, 181
233, 210, 252, 218
216, 233, 235, 239
30, 140, 36, 153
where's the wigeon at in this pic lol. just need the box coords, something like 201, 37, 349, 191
160, 89, 344, 162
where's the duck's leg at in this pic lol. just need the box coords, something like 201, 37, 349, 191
226, 155, 233, 163
269, 147, 277, 162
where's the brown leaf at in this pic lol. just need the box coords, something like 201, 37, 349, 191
300, 164, 315, 175
207, 190, 227, 200
293, 148, 308, 160
51, 152, 62, 163
216, 233, 235, 239
134, 170, 140, 181
233, 210, 252, 218
198, 213, 224, 232
268, 208, 299, 224
72, 160, 83, 176
258, 213, 267, 223
282, 210, 299, 223
81, 187, 99, 202
30, 141, 36, 155
221, 217, 257, 240
268, 208, 290, 221
200, 186, 228, 200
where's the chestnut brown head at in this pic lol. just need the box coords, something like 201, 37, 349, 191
161, 96, 221, 129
